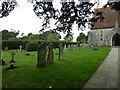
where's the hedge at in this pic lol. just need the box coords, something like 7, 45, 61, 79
2, 40, 78, 50
2, 40, 28, 50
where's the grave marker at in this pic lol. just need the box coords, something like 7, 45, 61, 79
10, 52, 15, 63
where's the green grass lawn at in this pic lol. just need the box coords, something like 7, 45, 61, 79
2, 47, 111, 88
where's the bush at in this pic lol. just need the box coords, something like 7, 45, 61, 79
26, 41, 39, 52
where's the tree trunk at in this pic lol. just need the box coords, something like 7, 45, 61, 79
47, 43, 54, 64
59, 43, 64, 61
37, 43, 47, 67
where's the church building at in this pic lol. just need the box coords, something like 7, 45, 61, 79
88, 7, 120, 47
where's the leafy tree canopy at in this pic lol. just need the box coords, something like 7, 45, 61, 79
32, 0, 120, 34
0, 0, 17, 18
43, 30, 61, 40
64, 33, 73, 41
76, 32, 86, 42
1, 0, 120, 34
0, 29, 19, 40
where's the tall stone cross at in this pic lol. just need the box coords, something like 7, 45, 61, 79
10, 52, 15, 63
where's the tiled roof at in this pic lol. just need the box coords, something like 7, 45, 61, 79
92, 7, 120, 30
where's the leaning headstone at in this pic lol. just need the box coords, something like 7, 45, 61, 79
10, 52, 15, 63
37, 43, 47, 67
47, 43, 54, 64
6, 64, 17, 70
58, 43, 64, 61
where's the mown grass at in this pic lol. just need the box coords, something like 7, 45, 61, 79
2, 47, 111, 88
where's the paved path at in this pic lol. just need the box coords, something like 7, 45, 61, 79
83, 47, 119, 88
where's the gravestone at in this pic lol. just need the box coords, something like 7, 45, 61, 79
68, 45, 70, 50
64, 44, 66, 49
0, 59, 5, 66
47, 43, 54, 64
58, 43, 64, 61
19, 45, 22, 52
4, 46, 8, 51
88, 45, 98, 50
71, 44, 74, 51
10, 52, 15, 63
6, 64, 17, 70
76, 44, 79, 50
37, 43, 47, 67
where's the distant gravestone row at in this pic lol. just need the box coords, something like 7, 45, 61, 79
3, 45, 23, 52
67, 44, 79, 51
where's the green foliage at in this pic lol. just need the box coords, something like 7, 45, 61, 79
47, 34, 54, 41
76, 32, 86, 43
64, 34, 73, 42
2, 47, 111, 88
28, 34, 36, 41
26, 41, 39, 52
43, 30, 61, 40
33, 2, 94, 33
2, 40, 28, 50
0, 30, 19, 40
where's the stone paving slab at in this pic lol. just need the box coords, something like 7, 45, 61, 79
82, 47, 119, 88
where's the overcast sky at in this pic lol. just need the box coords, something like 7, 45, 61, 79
0, 0, 108, 41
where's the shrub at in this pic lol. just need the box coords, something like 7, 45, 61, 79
26, 41, 39, 52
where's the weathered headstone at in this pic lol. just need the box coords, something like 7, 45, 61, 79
10, 52, 15, 63
47, 43, 54, 64
64, 44, 66, 50
71, 44, 74, 51
37, 43, 47, 67
68, 45, 71, 50
19, 45, 22, 52
76, 44, 79, 50
58, 43, 64, 61
0, 59, 5, 66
